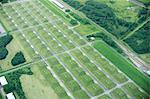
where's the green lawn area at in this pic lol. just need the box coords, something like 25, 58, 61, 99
20, 62, 58, 99
74, 24, 99, 36
93, 41, 150, 94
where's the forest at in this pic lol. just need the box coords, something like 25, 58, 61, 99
124, 21, 150, 54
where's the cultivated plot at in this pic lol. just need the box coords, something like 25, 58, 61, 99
0, 0, 149, 99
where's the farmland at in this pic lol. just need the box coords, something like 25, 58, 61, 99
0, 0, 150, 99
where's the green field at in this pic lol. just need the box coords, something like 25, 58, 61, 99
20, 62, 59, 99
0, 0, 149, 99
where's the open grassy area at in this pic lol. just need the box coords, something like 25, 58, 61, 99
74, 24, 99, 36
20, 62, 58, 99
93, 40, 150, 94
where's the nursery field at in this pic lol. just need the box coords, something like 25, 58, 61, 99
0, 0, 149, 99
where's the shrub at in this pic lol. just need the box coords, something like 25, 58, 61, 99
0, 34, 13, 47
0, 47, 8, 60
65, 9, 71, 12
11, 51, 26, 66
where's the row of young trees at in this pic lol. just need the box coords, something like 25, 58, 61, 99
11, 51, 26, 66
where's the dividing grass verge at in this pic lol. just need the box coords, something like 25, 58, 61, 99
93, 40, 150, 94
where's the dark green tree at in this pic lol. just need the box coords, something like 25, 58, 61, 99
0, 47, 8, 60
11, 51, 26, 66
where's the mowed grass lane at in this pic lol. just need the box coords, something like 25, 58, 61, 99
93, 41, 150, 94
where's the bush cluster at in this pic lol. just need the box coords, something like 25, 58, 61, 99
11, 51, 26, 66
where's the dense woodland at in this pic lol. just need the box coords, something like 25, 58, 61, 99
4, 67, 33, 99
0, 34, 13, 60
124, 21, 150, 54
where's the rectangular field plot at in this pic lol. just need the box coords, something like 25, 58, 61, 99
0, 32, 36, 72
0, 0, 149, 99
